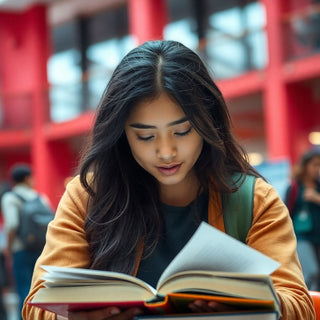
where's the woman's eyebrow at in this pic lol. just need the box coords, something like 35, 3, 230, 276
129, 117, 189, 129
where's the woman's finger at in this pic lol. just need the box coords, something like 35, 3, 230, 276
189, 299, 236, 313
189, 299, 215, 313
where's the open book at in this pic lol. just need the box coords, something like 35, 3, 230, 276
29, 222, 281, 318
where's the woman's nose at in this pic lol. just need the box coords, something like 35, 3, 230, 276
156, 136, 177, 161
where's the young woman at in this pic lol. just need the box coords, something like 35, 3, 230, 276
23, 40, 315, 320
285, 149, 320, 290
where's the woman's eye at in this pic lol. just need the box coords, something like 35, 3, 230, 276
137, 135, 154, 141
175, 128, 192, 136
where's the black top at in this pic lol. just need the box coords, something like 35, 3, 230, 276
136, 192, 208, 288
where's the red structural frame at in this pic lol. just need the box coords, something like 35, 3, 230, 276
0, 0, 320, 207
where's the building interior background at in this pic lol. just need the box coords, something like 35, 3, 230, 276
0, 0, 320, 207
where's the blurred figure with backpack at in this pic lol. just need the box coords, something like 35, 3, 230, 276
0, 164, 54, 320
0, 181, 10, 320
285, 148, 320, 290
0, 215, 8, 320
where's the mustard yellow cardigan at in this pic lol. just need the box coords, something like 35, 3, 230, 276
23, 176, 315, 320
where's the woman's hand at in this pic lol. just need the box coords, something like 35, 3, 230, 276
188, 299, 236, 313
65, 300, 234, 319
67, 306, 144, 320
303, 188, 320, 205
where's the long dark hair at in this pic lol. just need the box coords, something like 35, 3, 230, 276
80, 40, 262, 274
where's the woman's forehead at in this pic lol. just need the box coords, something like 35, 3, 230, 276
127, 93, 186, 125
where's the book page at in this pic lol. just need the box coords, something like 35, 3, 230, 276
41, 265, 157, 295
157, 222, 280, 289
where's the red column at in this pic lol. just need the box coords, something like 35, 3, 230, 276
262, 0, 290, 161
0, 10, 34, 128
128, 0, 168, 44
26, 5, 52, 196
0, 5, 51, 195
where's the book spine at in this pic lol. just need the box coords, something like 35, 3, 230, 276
145, 295, 175, 314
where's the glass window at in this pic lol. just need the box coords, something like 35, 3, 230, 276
48, 4, 134, 123
283, 0, 320, 60
48, 49, 83, 122
207, 2, 267, 79
164, 19, 198, 50
165, 0, 267, 79
87, 36, 135, 109
246, 2, 266, 30
164, 0, 198, 50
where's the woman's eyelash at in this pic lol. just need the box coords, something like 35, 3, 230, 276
175, 128, 192, 136
136, 128, 192, 141
137, 135, 153, 141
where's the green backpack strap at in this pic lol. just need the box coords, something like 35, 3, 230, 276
222, 173, 256, 243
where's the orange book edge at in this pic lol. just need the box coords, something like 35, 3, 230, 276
28, 293, 275, 318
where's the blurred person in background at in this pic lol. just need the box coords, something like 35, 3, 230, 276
1, 164, 52, 320
0, 181, 11, 320
0, 214, 8, 320
285, 148, 320, 290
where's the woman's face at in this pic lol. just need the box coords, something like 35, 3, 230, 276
305, 156, 320, 180
125, 93, 203, 191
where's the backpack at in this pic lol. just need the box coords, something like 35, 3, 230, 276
222, 174, 256, 243
285, 180, 314, 233
285, 180, 299, 216
13, 192, 54, 252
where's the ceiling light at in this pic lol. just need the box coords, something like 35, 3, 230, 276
248, 152, 264, 166
309, 132, 320, 145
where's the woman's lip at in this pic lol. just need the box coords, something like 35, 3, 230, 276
157, 164, 181, 176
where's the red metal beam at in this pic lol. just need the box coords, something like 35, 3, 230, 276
0, 130, 31, 149
283, 54, 320, 82
217, 71, 265, 99
44, 112, 94, 140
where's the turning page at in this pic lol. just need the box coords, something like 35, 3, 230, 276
158, 222, 280, 288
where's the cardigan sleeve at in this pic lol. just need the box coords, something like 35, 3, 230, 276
22, 175, 91, 320
247, 178, 315, 320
